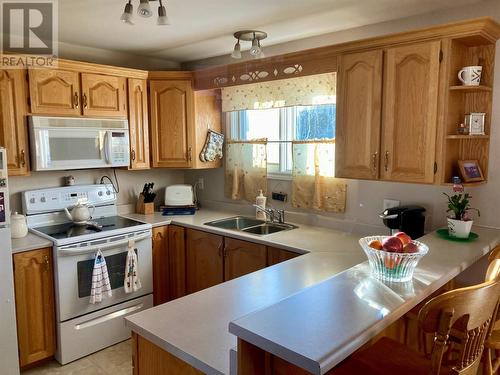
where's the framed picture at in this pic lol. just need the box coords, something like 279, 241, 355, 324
458, 160, 484, 182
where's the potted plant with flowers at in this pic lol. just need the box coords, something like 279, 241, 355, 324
444, 185, 480, 238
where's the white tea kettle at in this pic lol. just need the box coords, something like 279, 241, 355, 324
11, 212, 28, 238
64, 200, 94, 225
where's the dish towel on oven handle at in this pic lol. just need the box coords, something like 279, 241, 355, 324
124, 239, 142, 293
89, 249, 112, 304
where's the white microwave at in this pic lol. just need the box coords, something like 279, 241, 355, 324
29, 116, 130, 171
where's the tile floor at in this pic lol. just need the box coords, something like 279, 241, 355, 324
23, 340, 132, 375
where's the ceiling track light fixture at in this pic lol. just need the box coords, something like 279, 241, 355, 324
120, 0, 169, 25
231, 30, 267, 59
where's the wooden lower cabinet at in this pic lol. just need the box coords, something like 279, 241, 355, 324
224, 238, 267, 281
267, 246, 300, 266
186, 229, 224, 294
168, 225, 186, 300
132, 333, 203, 375
13, 247, 56, 368
152, 226, 169, 305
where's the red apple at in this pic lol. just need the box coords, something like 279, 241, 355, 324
394, 232, 412, 246
382, 236, 403, 253
368, 239, 383, 250
403, 242, 419, 254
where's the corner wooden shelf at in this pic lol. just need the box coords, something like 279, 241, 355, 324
449, 85, 492, 92
445, 134, 489, 140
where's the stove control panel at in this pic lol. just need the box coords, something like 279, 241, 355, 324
22, 184, 116, 215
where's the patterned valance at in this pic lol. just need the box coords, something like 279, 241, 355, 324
221, 73, 336, 112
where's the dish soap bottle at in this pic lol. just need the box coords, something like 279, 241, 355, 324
255, 190, 267, 220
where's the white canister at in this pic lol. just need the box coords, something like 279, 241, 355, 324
11, 212, 28, 239
447, 218, 473, 239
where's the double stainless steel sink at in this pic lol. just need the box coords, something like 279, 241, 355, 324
204, 216, 297, 236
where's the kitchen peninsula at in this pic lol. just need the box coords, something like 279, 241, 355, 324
124, 211, 500, 375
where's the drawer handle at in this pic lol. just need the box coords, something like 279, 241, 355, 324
187, 147, 192, 162
83, 93, 88, 108
372, 152, 378, 174
74, 92, 79, 108
131, 149, 136, 161
384, 151, 389, 172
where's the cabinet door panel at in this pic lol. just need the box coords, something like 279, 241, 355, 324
81, 73, 127, 118
29, 69, 81, 116
152, 226, 169, 305
149, 80, 193, 168
0, 70, 29, 175
128, 79, 150, 169
336, 50, 383, 179
224, 238, 267, 281
381, 41, 441, 183
186, 229, 223, 293
267, 247, 299, 266
168, 225, 186, 300
14, 248, 56, 367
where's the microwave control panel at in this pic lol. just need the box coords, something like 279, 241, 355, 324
110, 132, 129, 166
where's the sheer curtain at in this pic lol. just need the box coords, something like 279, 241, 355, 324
224, 140, 267, 201
292, 140, 347, 212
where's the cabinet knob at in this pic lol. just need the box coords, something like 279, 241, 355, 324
20, 149, 26, 167
384, 151, 389, 172
74, 92, 79, 108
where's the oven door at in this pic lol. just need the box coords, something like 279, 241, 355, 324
54, 230, 153, 322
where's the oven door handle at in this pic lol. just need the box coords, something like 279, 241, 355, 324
58, 232, 151, 256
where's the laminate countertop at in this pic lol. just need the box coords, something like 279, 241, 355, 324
124, 210, 500, 375
11, 232, 53, 254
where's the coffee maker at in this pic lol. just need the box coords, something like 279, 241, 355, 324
379, 205, 426, 239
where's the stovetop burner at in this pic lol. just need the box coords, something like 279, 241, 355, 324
34, 216, 145, 240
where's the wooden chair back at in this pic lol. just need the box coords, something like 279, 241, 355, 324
486, 246, 500, 282
418, 274, 500, 375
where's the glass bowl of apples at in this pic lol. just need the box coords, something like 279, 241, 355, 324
359, 232, 429, 282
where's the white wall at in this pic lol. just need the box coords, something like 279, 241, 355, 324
185, 1, 500, 233
9, 168, 184, 214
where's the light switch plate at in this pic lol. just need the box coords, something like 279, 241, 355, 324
383, 199, 400, 211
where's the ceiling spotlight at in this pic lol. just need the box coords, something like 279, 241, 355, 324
137, 0, 153, 18
157, 0, 169, 25
231, 40, 242, 59
120, 1, 134, 24
231, 30, 267, 59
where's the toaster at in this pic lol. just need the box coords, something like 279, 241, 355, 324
164, 184, 194, 206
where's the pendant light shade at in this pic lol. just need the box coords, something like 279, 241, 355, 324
120, 1, 134, 24
249, 36, 262, 57
157, 1, 169, 25
231, 40, 242, 59
137, 0, 153, 18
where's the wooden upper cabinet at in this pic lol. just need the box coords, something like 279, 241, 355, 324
0, 70, 29, 176
152, 226, 169, 306
149, 79, 194, 168
381, 41, 441, 183
336, 50, 383, 180
29, 69, 81, 116
128, 79, 150, 170
81, 73, 127, 118
224, 238, 267, 281
13, 247, 56, 368
186, 229, 223, 294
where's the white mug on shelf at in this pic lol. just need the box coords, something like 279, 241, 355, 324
458, 66, 482, 86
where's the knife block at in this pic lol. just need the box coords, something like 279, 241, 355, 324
136, 193, 154, 215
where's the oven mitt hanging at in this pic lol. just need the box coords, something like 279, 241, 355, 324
124, 240, 142, 293
89, 250, 112, 304
200, 130, 224, 162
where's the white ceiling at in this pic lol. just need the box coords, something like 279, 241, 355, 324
59, 0, 482, 63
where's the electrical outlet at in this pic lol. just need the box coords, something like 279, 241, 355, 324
197, 178, 204, 190
383, 199, 400, 211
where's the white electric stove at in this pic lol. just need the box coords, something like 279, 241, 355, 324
22, 184, 153, 365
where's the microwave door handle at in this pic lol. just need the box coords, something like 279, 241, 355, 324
103, 131, 112, 165
58, 232, 151, 256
